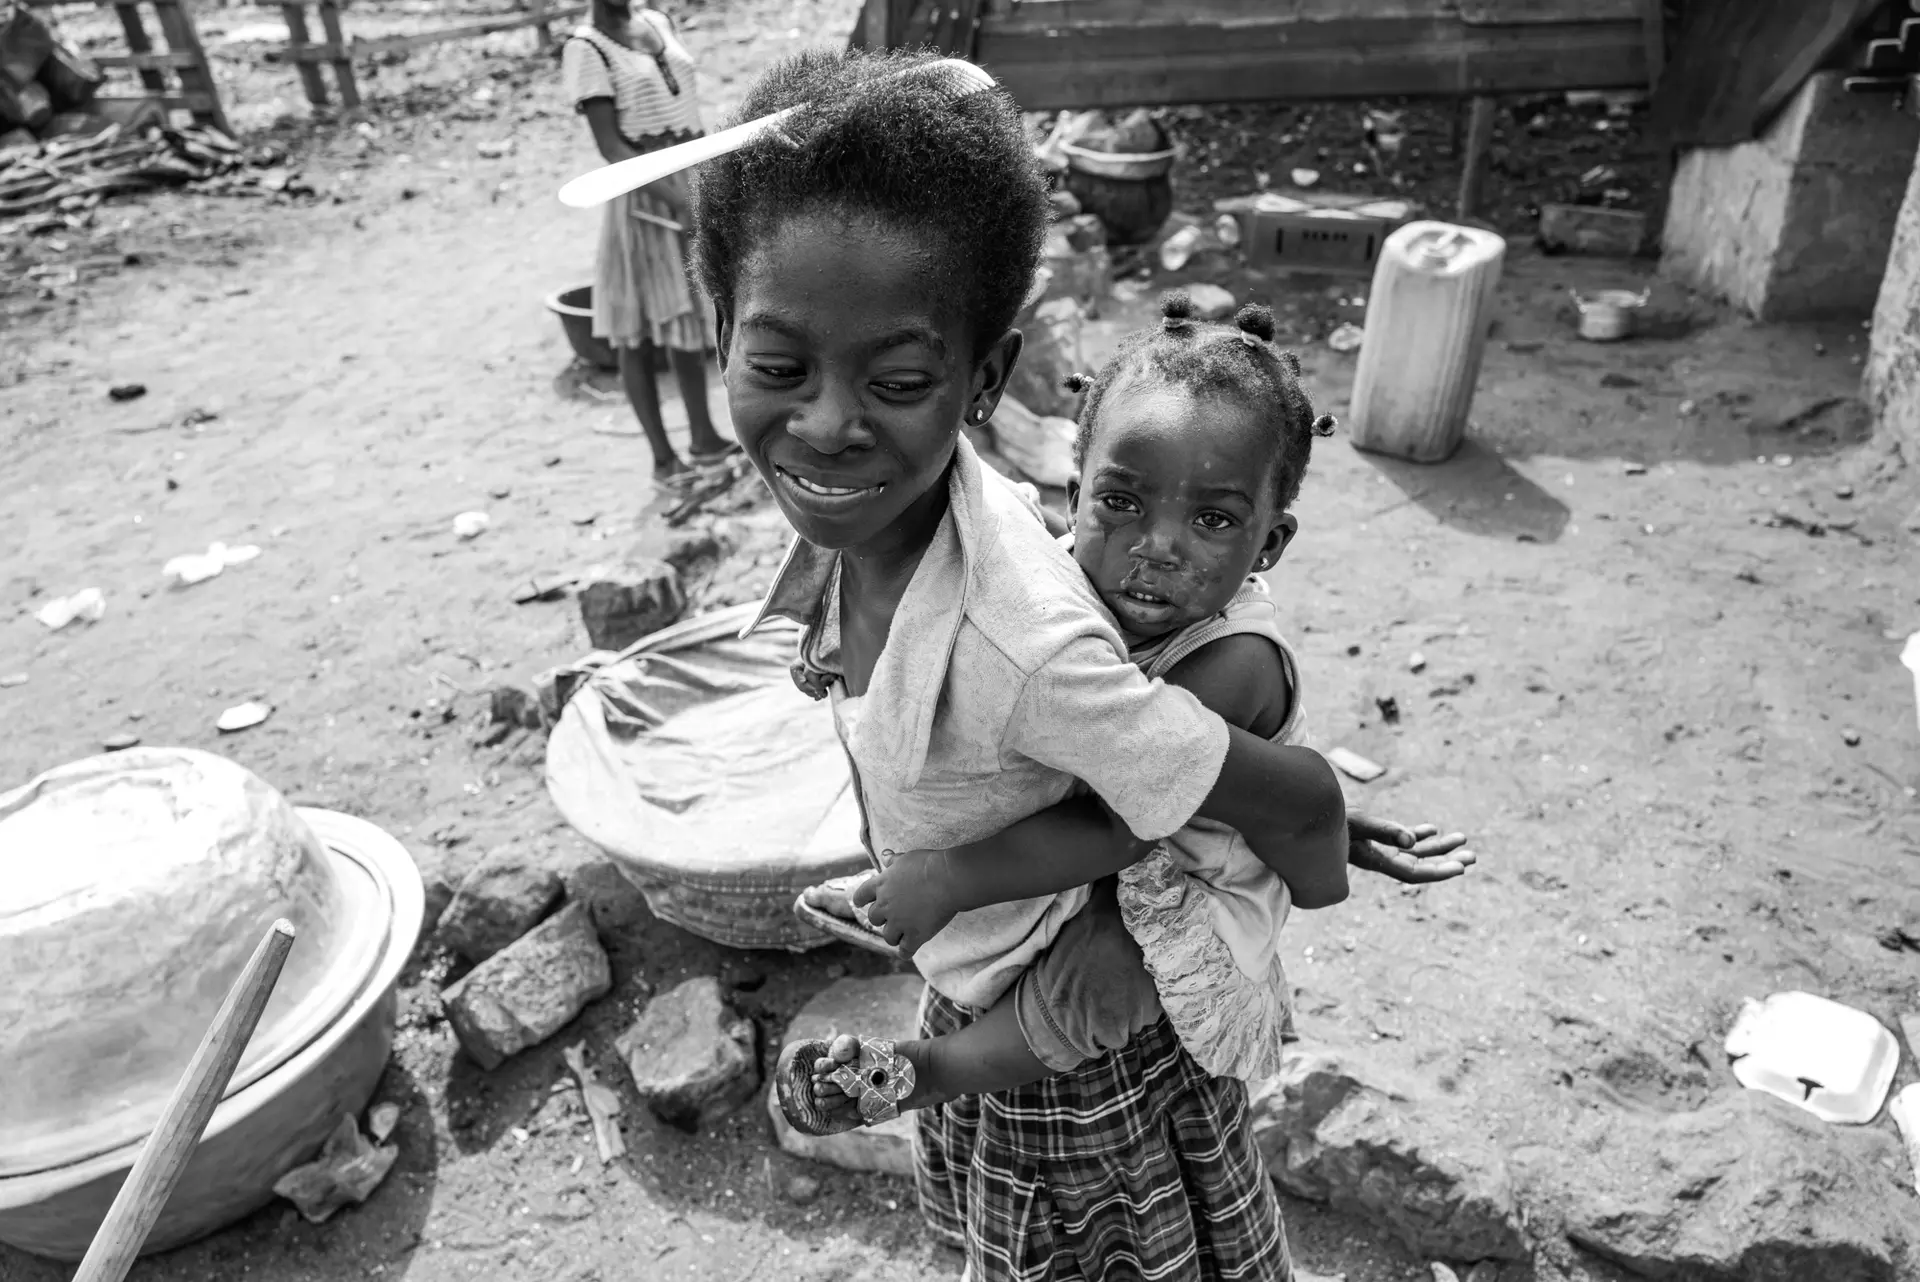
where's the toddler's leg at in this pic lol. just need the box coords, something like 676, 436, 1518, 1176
775, 878, 1163, 1136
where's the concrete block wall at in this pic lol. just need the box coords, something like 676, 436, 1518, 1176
1866, 140, 1920, 467
1661, 73, 1920, 322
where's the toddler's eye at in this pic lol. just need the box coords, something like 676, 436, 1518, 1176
1097, 494, 1139, 514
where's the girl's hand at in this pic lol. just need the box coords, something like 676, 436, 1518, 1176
854, 850, 962, 958
1346, 813, 1475, 884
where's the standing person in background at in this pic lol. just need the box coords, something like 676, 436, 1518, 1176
562, 0, 737, 486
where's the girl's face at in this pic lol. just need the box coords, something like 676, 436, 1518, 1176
1069, 382, 1295, 642
721, 211, 1017, 551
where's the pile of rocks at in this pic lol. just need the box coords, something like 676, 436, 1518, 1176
427, 852, 765, 1135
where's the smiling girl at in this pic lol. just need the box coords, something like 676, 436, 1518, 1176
681, 49, 1437, 1281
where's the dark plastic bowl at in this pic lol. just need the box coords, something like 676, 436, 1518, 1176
546, 285, 620, 371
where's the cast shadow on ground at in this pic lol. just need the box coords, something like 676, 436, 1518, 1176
1359, 439, 1571, 543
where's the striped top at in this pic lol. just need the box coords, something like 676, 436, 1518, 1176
561, 13, 703, 144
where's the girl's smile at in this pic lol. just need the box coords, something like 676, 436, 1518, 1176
720, 210, 1016, 555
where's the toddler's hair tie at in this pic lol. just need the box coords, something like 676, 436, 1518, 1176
1311, 414, 1338, 438
1062, 371, 1091, 394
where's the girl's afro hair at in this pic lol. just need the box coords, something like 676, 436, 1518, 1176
690, 48, 1050, 358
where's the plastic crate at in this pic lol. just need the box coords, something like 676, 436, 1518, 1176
1216, 193, 1415, 276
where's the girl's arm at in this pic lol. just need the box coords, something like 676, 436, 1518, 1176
580, 99, 637, 166
859, 634, 1345, 954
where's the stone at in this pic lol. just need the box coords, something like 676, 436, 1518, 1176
662, 527, 727, 579
420, 875, 455, 937
1661, 73, 1920, 321
1522, 1090, 1919, 1282
766, 974, 922, 1176
487, 685, 542, 730
437, 851, 565, 964
1866, 136, 1920, 468
1185, 282, 1239, 321
577, 559, 685, 652
1250, 1046, 1527, 1261
619, 976, 759, 1131
1008, 294, 1086, 420
441, 900, 611, 1071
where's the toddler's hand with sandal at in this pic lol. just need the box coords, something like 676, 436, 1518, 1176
856, 850, 963, 958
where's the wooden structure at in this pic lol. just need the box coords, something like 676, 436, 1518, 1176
856, 0, 1657, 110
275, 0, 587, 110
25, 0, 229, 135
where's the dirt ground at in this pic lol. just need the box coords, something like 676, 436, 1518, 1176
6, 2, 1920, 1279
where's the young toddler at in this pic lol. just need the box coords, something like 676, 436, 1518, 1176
777, 291, 1472, 1132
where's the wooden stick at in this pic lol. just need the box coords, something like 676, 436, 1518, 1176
1455, 94, 1496, 222
71, 920, 297, 1282
628, 207, 684, 233
561, 1044, 626, 1164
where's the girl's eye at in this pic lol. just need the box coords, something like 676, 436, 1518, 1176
871, 377, 934, 399
1196, 512, 1236, 531
746, 360, 804, 382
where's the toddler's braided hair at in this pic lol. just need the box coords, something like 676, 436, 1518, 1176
1065, 291, 1336, 510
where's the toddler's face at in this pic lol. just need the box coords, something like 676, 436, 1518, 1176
1069, 384, 1292, 642
722, 211, 999, 551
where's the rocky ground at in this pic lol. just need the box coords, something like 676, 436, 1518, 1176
6, 2, 1920, 1280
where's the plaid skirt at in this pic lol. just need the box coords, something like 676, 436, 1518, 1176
915, 988, 1292, 1282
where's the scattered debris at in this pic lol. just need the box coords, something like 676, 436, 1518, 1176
1623, 461, 1648, 475
1677, 399, 1697, 416
35, 587, 104, 630
1876, 927, 1920, 953
442, 900, 612, 1071
1890, 1084, 1920, 1192
163, 541, 260, 588
1, 123, 308, 221
618, 976, 759, 1131
1291, 167, 1320, 188
511, 573, 574, 605
562, 1043, 627, 1164
215, 701, 272, 733
452, 511, 490, 540
1843, 729, 1861, 747
1375, 696, 1400, 725
102, 732, 140, 751
1408, 651, 1426, 673
1183, 281, 1238, 320
107, 382, 146, 402
476, 139, 512, 159
1537, 203, 1646, 257
1430, 1265, 1461, 1282
1835, 484, 1855, 500
1328, 747, 1385, 783
783, 1173, 821, 1204
579, 560, 686, 652
366, 1101, 401, 1144
486, 685, 544, 732
1902, 633, 1920, 733
1724, 991, 1898, 1124
1327, 322, 1365, 353
437, 850, 565, 965
271, 1113, 398, 1224
0, 673, 25, 688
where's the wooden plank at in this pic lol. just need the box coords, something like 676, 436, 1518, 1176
973, 17, 1649, 108
111, 2, 169, 94
525, 0, 552, 52
151, 0, 230, 132
95, 50, 203, 69
315, 0, 361, 109
985, 0, 1644, 33
280, 4, 586, 61
281, 2, 330, 106
1648, 0, 1883, 146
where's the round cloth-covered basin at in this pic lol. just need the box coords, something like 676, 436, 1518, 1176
0, 747, 387, 1178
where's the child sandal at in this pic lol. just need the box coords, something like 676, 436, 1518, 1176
775, 1036, 916, 1137
793, 875, 900, 958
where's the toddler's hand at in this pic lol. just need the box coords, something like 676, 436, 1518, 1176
854, 850, 962, 959
1346, 813, 1475, 884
